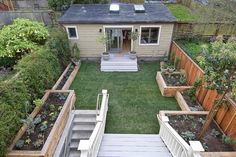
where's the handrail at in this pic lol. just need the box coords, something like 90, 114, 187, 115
157, 115, 204, 157
158, 115, 189, 157
96, 93, 102, 116
78, 90, 109, 157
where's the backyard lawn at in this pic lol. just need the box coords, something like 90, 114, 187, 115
165, 4, 196, 21
176, 40, 211, 62
70, 61, 180, 134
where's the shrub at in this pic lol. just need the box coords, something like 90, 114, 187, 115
47, 26, 71, 68
0, 18, 49, 62
0, 80, 29, 156
16, 48, 61, 99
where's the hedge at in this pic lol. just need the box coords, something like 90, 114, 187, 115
0, 80, 29, 156
0, 25, 71, 156
16, 48, 61, 99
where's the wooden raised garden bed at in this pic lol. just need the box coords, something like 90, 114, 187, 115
158, 111, 236, 157
156, 71, 193, 97
7, 90, 76, 157
52, 62, 80, 90
175, 91, 204, 111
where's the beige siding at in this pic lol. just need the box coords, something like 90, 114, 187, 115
134, 24, 174, 57
63, 23, 174, 58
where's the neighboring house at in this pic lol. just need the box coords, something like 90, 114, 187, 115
59, 3, 176, 60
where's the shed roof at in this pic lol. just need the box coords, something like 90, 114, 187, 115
58, 3, 176, 24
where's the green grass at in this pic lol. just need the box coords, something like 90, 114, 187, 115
70, 61, 179, 134
176, 40, 211, 61
165, 4, 196, 21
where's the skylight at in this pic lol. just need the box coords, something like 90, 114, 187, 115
110, 4, 120, 13
134, 4, 145, 13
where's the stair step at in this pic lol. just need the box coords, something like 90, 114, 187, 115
101, 62, 138, 66
73, 116, 96, 125
69, 141, 80, 149
68, 150, 81, 157
71, 131, 93, 141
72, 124, 95, 131
73, 110, 98, 115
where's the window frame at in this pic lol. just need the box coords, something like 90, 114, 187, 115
139, 25, 161, 46
65, 26, 79, 39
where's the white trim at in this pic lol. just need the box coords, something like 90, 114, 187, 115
65, 25, 79, 40
139, 25, 161, 46
103, 25, 134, 52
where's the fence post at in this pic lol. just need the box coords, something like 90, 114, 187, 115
188, 141, 204, 157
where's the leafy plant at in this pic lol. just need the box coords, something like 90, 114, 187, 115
25, 138, 31, 145
181, 131, 195, 141
210, 129, 220, 137
22, 115, 35, 135
33, 99, 43, 107
33, 115, 42, 125
40, 121, 48, 132
0, 18, 48, 61
15, 140, 24, 149
58, 105, 63, 111
179, 75, 187, 85
222, 135, 236, 145
50, 104, 55, 112
33, 138, 44, 148
50, 112, 58, 121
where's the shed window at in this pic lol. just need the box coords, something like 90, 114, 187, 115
66, 26, 78, 39
140, 27, 160, 45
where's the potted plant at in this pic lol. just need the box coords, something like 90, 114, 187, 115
129, 32, 139, 60
97, 34, 111, 61
102, 52, 109, 61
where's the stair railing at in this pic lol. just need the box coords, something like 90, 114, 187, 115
78, 90, 109, 157
157, 115, 204, 157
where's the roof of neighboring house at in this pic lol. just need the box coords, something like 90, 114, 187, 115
58, 3, 176, 24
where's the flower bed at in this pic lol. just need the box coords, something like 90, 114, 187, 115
158, 111, 236, 156
7, 90, 76, 157
52, 62, 80, 90
176, 91, 204, 111
156, 71, 193, 97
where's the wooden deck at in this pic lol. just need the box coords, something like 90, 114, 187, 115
98, 134, 172, 157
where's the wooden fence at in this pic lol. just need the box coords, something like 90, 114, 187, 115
174, 22, 236, 39
171, 41, 236, 141
0, 10, 54, 28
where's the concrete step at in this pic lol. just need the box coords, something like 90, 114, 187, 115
72, 124, 95, 131
68, 150, 81, 157
71, 130, 93, 141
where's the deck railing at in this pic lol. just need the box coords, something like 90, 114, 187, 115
157, 115, 204, 157
78, 90, 109, 157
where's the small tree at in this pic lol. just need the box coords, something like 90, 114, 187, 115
197, 39, 236, 139
97, 34, 111, 53
130, 31, 139, 52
